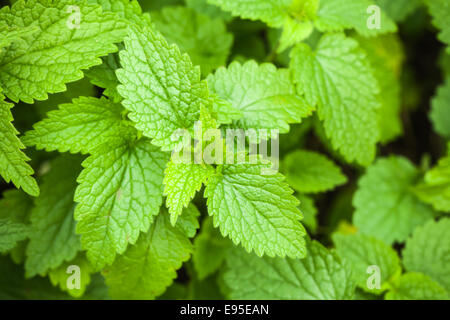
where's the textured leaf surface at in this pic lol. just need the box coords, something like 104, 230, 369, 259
0, 218, 29, 253
205, 163, 306, 258
415, 151, 450, 213
316, 0, 397, 36
104, 205, 199, 299
223, 241, 356, 299
164, 160, 215, 225
385, 272, 448, 300
88, 0, 151, 27
193, 217, 230, 280
208, 61, 314, 132
283, 150, 347, 193
375, 0, 421, 22
117, 24, 209, 151
353, 156, 434, 244
333, 233, 401, 294
290, 33, 380, 165
297, 194, 318, 233
403, 219, 450, 292
23, 97, 135, 154
25, 155, 83, 278
425, 0, 450, 52
0, 0, 127, 103
152, 6, 233, 76
84, 53, 122, 102
74, 137, 168, 270
0, 93, 38, 196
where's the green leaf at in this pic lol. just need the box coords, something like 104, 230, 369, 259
425, 0, 450, 53
223, 241, 356, 299
207, 60, 314, 132
74, 136, 168, 270
374, 0, 422, 22
430, 81, 450, 138
23, 96, 135, 155
282, 150, 347, 193
296, 194, 318, 233
0, 93, 39, 196
193, 216, 230, 280
332, 233, 401, 294
117, 24, 209, 151
353, 156, 435, 244
152, 6, 233, 76
0, 24, 37, 53
87, 0, 151, 27
103, 205, 199, 299
415, 151, 450, 213
0, 0, 127, 103
385, 272, 448, 300
164, 160, 215, 225
403, 219, 450, 292
205, 162, 307, 258
207, 0, 291, 27
186, 0, 232, 21
0, 218, 29, 253
0, 189, 33, 221
316, 0, 397, 36
84, 53, 122, 102
25, 154, 83, 278
48, 254, 93, 298
290, 33, 380, 165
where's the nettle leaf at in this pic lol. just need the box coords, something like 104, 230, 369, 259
117, 24, 209, 151
25, 154, 83, 278
353, 156, 435, 244
430, 81, 450, 139
315, 0, 397, 36
333, 233, 401, 294
0, 93, 38, 196
0, 0, 127, 103
385, 272, 449, 300
282, 150, 347, 193
415, 149, 450, 213
425, 0, 450, 53
74, 136, 168, 270
0, 218, 29, 253
152, 6, 234, 76
193, 216, 231, 280
164, 160, 215, 225
23, 96, 135, 155
103, 205, 199, 299
205, 163, 307, 258
223, 241, 356, 300
207, 60, 314, 132
355, 34, 404, 144
403, 219, 450, 292
290, 33, 380, 166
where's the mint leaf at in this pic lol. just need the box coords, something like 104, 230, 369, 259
425, 0, 450, 53
316, 0, 397, 36
74, 136, 168, 270
290, 33, 380, 165
385, 272, 448, 300
205, 163, 307, 258
0, 0, 127, 103
296, 194, 318, 233
23, 97, 135, 155
207, 60, 314, 132
164, 160, 215, 225
282, 150, 347, 193
0, 93, 38, 196
88, 0, 151, 27
430, 81, 450, 138
403, 219, 450, 292
353, 156, 435, 244
374, 0, 421, 22
152, 6, 233, 76
193, 216, 230, 280
333, 233, 401, 294
25, 154, 83, 278
223, 241, 356, 299
117, 24, 210, 151
103, 205, 199, 299
0, 218, 29, 253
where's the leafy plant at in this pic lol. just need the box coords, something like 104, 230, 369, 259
0, 0, 449, 301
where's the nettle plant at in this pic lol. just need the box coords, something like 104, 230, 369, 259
0, 0, 449, 300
